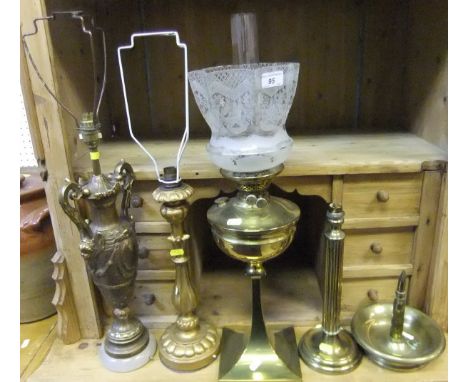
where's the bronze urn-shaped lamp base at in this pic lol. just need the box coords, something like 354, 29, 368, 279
60, 114, 156, 372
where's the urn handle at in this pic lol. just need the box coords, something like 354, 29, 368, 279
114, 160, 135, 219
59, 180, 91, 238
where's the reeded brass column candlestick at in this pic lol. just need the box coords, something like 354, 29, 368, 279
299, 203, 362, 374
154, 167, 220, 371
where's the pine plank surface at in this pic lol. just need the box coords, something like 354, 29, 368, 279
409, 171, 443, 309
20, 315, 57, 381
425, 171, 448, 331
73, 134, 447, 180
28, 328, 447, 382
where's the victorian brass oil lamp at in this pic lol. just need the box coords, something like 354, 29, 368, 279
118, 31, 220, 371
22, 13, 156, 372
189, 13, 302, 381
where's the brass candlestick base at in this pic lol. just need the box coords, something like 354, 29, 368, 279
219, 274, 301, 382
298, 329, 361, 374
154, 167, 220, 371
299, 204, 361, 374
160, 317, 219, 371
351, 272, 446, 370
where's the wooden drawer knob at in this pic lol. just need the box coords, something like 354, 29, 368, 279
370, 242, 383, 254
143, 293, 156, 306
376, 190, 390, 202
131, 195, 144, 208
138, 246, 149, 259
367, 289, 379, 302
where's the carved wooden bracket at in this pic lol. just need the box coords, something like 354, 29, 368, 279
51, 252, 81, 344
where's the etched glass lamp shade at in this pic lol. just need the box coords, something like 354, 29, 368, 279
189, 63, 299, 172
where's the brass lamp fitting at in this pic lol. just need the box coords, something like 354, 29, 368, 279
153, 166, 220, 371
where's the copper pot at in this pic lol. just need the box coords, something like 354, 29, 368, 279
20, 173, 56, 323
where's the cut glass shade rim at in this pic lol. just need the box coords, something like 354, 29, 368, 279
189, 62, 299, 74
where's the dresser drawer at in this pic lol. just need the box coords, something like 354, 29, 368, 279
342, 173, 423, 220
138, 233, 172, 251
129, 281, 178, 327
129, 181, 163, 222
344, 227, 414, 267
136, 233, 175, 281
342, 277, 401, 312
137, 249, 174, 271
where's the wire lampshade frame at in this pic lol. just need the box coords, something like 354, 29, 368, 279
21, 10, 107, 129
117, 31, 190, 185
